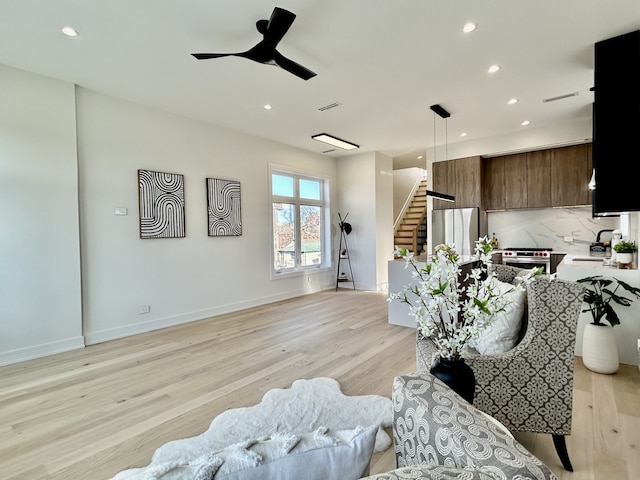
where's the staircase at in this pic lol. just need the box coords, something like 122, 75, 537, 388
394, 179, 428, 255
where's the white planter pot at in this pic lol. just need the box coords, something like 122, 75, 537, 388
616, 252, 633, 265
582, 322, 619, 374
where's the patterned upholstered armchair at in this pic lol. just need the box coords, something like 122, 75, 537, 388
416, 265, 584, 471
363, 373, 556, 479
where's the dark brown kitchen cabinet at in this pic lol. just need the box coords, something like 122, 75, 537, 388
432, 156, 482, 209
505, 153, 528, 209
454, 156, 482, 208
482, 156, 505, 210
526, 150, 552, 208
481, 144, 593, 212
550, 144, 592, 206
432, 160, 456, 210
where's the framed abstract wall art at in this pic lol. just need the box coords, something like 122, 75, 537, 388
206, 178, 242, 236
138, 169, 186, 239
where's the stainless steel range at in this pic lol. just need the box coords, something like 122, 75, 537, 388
502, 247, 552, 273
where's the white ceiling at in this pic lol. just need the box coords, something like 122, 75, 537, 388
1, 1, 639, 168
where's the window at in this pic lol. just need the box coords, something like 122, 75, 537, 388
270, 167, 329, 275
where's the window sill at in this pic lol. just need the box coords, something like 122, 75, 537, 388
271, 265, 332, 281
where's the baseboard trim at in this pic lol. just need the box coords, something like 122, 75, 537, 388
0, 336, 85, 366
85, 284, 334, 346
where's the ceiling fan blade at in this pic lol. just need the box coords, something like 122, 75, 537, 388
191, 53, 234, 60
273, 51, 316, 81
191, 7, 316, 80
261, 7, 296, 49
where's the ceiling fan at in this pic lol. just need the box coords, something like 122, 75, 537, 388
191, 6, 317, 81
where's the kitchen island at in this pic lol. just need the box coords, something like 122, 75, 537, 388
557, 254, 640, 365
387, 255, 480, 328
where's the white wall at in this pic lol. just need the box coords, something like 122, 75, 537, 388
0, 64, 341, 364
76, 88, 337, 344
0, 65, 84, 364
336, 152, 394, 291
337, 153, 377, 291
444, 118, 592, 161
375, 152, 394, 291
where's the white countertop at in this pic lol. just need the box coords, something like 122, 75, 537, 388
558, 254, 621, 269
556, 254, 640, 365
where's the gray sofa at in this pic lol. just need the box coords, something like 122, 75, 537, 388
363, 372, 557, 480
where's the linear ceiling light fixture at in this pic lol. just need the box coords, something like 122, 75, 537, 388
311, 133, 359, 150
426, 189, 455, 202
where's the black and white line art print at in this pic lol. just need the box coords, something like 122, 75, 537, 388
206, 178, 242, 237
138, 169, 186, 239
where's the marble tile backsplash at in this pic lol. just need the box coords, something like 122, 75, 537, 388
487, 207, 619, 254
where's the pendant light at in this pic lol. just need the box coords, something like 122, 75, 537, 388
427, 104, 455, 202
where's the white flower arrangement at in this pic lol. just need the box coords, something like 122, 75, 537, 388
389, 236, 536, 361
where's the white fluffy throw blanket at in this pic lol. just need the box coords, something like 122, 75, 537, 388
111, 377, 393, 479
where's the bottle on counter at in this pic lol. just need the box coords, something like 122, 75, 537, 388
491, 232, 499, 249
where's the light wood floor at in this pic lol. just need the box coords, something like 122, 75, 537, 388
1, 289, 639, 479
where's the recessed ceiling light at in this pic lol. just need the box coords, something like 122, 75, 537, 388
521, 120, 531, 126
460, 132, 468, 137
488, 64, 501, 74
61, 26, 79, 37
311, 133, 359, 151
507, 98, 519, 105
463, 22, 477, 33
263, 104, 272, 110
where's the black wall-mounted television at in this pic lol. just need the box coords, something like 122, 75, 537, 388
592, 30, 640, 216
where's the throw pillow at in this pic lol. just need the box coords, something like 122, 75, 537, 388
472, 280, 526, 355
135, 425, 378, 480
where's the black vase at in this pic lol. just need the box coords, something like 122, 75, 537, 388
430, 357, 476, 404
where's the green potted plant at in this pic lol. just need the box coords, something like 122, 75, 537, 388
577, 275, 640, 374
613, 240, 637, 266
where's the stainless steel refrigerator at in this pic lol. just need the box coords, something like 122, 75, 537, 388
431, 208, 479, 256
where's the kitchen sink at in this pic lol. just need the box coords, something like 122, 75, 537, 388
572, 256, 605, 262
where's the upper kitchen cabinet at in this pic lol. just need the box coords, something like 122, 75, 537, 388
505, 153, 529, 209
432, 156, 482, 210
550, 144, 592, 207
482, 151, 547, 209
483, 156, 505, 210
482, 145, 591, 211
526, 150, 552, 208
432, 159, 455, 210
454, 156, 482, 208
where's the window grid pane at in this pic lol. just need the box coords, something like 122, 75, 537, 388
272, 174, 294, 197
299, 178, 321, 200
300, 205, 322, 267
273, 202, 296, 270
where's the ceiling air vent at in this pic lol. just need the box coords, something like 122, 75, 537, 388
317, 102, 342, 112
322, 149, 336, 154
542, 91, 579, 103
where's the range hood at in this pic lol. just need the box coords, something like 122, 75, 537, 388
592, 30, 640, 216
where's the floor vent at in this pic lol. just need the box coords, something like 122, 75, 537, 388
317, 102, 342, 112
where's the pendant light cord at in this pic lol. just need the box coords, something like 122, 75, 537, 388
432, 113, 449, 162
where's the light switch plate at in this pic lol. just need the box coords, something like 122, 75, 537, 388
115, 207, 128, 216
